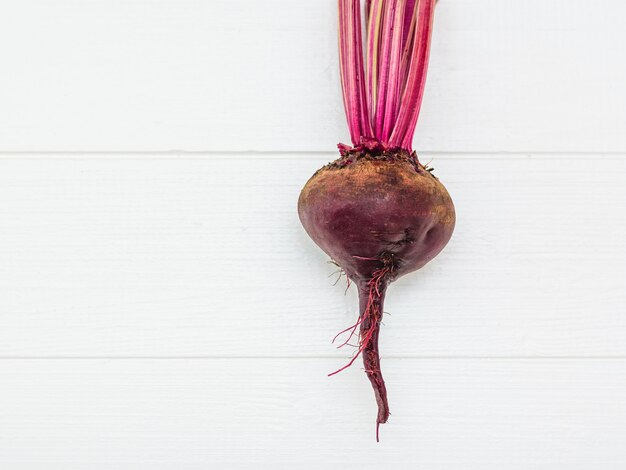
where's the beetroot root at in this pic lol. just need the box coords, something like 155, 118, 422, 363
298, 147, 455, 439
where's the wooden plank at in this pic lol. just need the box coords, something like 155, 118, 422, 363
0, 0, 624, 152
0, 154, 624, 357
1, 358, 625, 468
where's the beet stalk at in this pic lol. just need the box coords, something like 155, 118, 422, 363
298, 0, 455, 440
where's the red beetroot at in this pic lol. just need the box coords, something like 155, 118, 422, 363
298, 146, 454, 439
298, 0, 454, 440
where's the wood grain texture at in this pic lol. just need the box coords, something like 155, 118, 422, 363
0, 0, 625, 152
1, 358, 626, 469
1, 154, 624, 357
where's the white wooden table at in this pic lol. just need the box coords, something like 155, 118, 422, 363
1, 1, 625, 468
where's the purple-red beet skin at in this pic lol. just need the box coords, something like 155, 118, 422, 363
298, 150, 455, 440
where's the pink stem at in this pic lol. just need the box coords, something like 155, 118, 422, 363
399, 1, 417, 91
339, 0, 437, 151
339, 0, 374, 145
402, 0, 417, 46
372, 0, 396, 139
365, 0, 384, 120
381, 0, 407, 143
388, 0, 436, 149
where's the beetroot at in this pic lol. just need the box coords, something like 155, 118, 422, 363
299, 0, 454, 440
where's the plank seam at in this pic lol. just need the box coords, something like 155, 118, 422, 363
1, 356, 626, 360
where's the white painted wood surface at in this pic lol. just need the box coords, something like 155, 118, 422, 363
0, 0, 625, 152
1, 0, 626, 468
1, 155, 625, 358
2, 359, 626, 469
